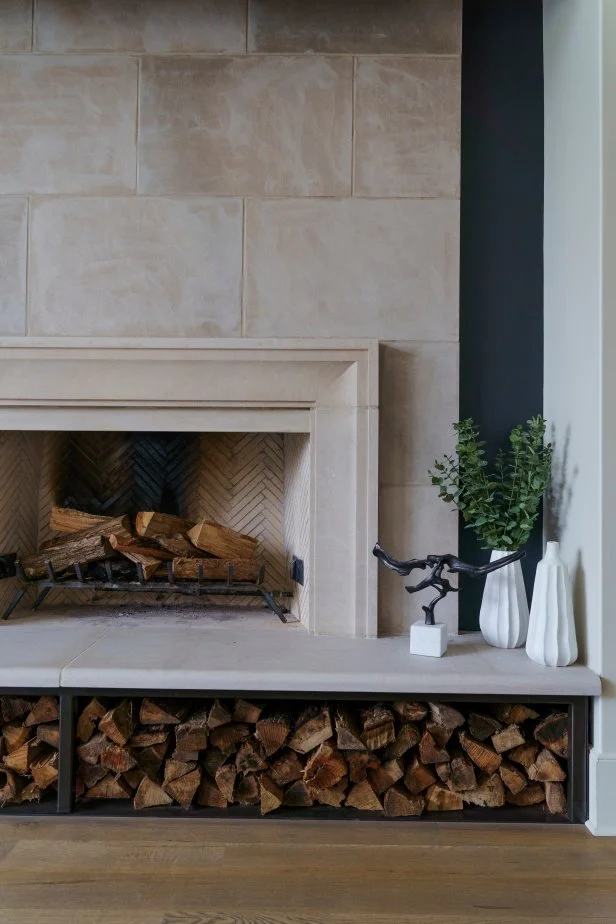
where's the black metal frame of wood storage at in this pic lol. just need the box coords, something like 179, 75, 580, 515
0, 688, 590, 824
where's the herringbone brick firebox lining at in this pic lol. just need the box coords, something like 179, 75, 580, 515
0, 430, 310, 624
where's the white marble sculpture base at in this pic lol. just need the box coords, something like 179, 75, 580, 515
410, 620, 448, 658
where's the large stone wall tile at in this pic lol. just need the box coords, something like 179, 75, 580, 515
378, 485, 458, 635
0, 199, 28, 335
249, 0, 461, 54
380, 342, 459, 487
244, 198, 459, 339
0, 56, 137, 195
0, 0, 32, 51
139, 56, 352, 197
29, 198, 243, 337
35, 0, 246, 53
355, 57, 461, 198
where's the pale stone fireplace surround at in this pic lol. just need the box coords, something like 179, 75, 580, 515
0, 338, 378, 637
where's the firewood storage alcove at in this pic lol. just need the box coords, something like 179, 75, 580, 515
0, 689, 590, 822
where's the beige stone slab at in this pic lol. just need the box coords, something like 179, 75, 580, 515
249, 0, 462, 55
139, 56, 352, 197
35, 0, 246, 53
0, 0, 32, 51
0, 199, 27, 335
380, 342, 458, 487
244, 198, 459, 340
0, 56, 137, 195
378, 485, 459, 635
28, 198, 243, 337
355, 56, 461, 198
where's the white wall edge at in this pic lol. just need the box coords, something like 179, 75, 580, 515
587, 748, 616, 835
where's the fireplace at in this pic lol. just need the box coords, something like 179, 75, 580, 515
0, 339, 378, 637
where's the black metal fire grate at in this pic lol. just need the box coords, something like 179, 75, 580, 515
0, 555, 291, 624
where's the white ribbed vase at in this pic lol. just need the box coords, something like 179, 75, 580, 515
526, 541, 577, 667
479, 550, 529, 649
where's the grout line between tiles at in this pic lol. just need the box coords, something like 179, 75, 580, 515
351, 56, 357, 196
24, 197, 31, 335
135, 56, 141, 194
241, 198, 247, 336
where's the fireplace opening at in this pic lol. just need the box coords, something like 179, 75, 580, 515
0, 430, 310, 627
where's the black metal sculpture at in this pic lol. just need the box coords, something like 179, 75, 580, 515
373, 544, 525, 626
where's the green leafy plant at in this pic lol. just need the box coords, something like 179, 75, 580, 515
430, 416, 553, 551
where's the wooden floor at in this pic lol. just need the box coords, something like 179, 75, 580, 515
0, 819, 615, 924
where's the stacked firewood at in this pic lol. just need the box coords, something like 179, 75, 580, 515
0, 696, 60, 805
75, 698, 569, 816
19, 506, 261, 583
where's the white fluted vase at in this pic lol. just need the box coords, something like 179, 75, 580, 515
526, 541, 577, 667
479, 550, 529, 649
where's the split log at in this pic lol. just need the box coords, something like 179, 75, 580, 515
493, 704, 539, 725
208, 700, 233, 729
508, 743, 539, 769
438, 754, 476, 792
137, 741, 169, 781
303, 742, 347, 791
506, 783, 546, 806
76, 699, 106, 743
188, 519, 258, 560
43, 518, 132, 550
534, 712, 569, 758
491, 725, 526, 754
468, 712, 503, 742
235, 774, 260, 806
458, 731, 502, 774
30, 751, 59, 789
25, 696, 59, 726
260, 775, 283, 815
384, 785, 424, 817
426, 783, 463, 812
202, 748, 226, 778
256, 714, 291, 757
2, 723, 32, 753
347, 751, 380, 783
0, 769, 21, 804
209, 723, 250, 756
233, 700, 263, 725
155, 534, 202, 558
50, 506, 126, 534
313, 778, 348, 807
135, 512, 194, 540
100, 744, 137, 774
425, 721, 453, 748
404, 754, 438, 794
270, 749, 304, 787
171, 558, 262, 582
36, 723, 60, 750
527, 748, 567, 782
499, 760, 528, 795
99, 700, 134, 746
360, 705, 395, 751
175, 709, 209, 754
335, 707, 366, 751
165, 767, 201, 808
77, 763, 107, 791
463, 773, 505, 808
428, 702, 465, 729
20, 534, 112, 579
20, 782, 42, 804
140, 699, 187, 726
129, 727, 169, 748
3, 740, 45, 774
76, 733, 107, 767
288, 707, 332, 755
283, 780, 314, 807
197, 776, 228, 808
123, 767, 146, 790
134, 777, 173, 810
109, 534, 173, 562
215, 764, 237, 802
164, 759, 197, 785
235, 739, 267, 775
345, 781, 383, 812
1, 697, 33, 724
545, 781, 568, 815
392, 701, 428, 722
368, 759, 404, 795
383, 723, 420, 759
110, 542, 161, 580
418, 729, 450, 765
86, 775, 132, 800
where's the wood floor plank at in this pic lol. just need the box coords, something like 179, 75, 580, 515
0, 820, 614, 924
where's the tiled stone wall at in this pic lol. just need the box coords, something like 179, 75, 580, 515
0, 0, 461, 634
